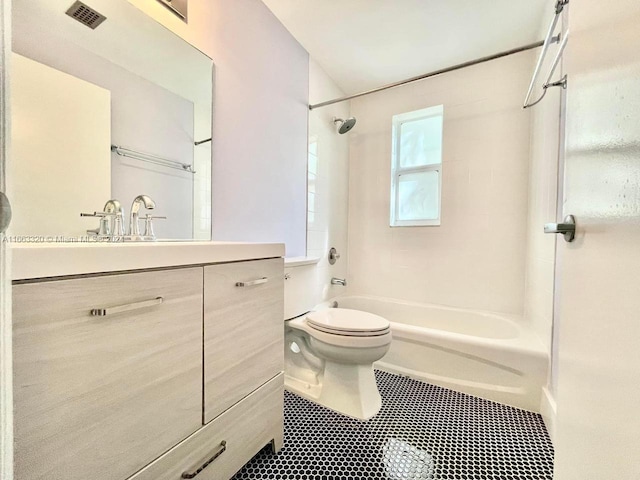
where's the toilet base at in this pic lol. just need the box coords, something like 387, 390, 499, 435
285, 361, 382, 420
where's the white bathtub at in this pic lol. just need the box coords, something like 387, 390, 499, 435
320, 295, 548, 412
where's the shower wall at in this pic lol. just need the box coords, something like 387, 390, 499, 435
523, 11, 565, 442
306, 59, 350, 303
347, 52, 535, 315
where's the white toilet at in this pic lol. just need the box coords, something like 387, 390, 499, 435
284, 263, 392, 420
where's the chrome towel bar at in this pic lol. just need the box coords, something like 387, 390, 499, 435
111, 145, 196, 174
523, 0, 569, 108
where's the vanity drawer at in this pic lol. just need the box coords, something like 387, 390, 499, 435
204, 258, 284, 422
129, 373, 284, 480
13, 268, 204, 480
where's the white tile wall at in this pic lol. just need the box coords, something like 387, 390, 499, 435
523, 44, 562, 354
193, 103, 212, 240
348, 52, 536, 315
524, 10, 564, 439
306, 59, 351, 304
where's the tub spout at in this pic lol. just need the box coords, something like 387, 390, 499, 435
331, 277, 347, 286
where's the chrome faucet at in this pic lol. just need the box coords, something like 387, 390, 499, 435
103, 199, 124, 237
331, 277, 347, 286
81, 198, 124, 238
129, 195, 156, 237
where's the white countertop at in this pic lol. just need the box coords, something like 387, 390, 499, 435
10, 241, 285, 281
284, 256, 321, 267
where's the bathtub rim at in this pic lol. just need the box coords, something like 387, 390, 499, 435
315, 294, 546, 355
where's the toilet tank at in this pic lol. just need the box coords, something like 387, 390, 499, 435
284, 262, 318, 320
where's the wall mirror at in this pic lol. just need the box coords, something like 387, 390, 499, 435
10, 0, 213, 241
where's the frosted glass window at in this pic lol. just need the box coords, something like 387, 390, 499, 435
399, 116, 442, 168
391, 105, 443, 226
397, 171, 440, 221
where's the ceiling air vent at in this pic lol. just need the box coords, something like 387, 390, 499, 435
65, 1, 107, 30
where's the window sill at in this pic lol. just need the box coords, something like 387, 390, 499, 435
390, 221, 441, 227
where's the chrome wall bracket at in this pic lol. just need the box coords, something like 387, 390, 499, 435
556, 0, 569, 15
544, 214, 576, 242
545, 74, 568, 90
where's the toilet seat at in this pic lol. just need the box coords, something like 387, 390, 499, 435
307, 323, 390, 337
306, 309, 390, 337
287, 313, 392, 349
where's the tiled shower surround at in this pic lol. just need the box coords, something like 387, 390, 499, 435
233, 371, 554, 480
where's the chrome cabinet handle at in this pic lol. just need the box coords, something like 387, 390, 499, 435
90, 297, 163, 317
181, 441, 227, 479
544, 214, 576, 243
235, 277, 268, 287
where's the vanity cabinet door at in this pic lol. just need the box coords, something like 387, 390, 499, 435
128, 374, 284, 480
204, 258, 284, 423
13, 268, 204, 480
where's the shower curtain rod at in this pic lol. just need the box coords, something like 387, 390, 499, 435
308, 40, 547, 110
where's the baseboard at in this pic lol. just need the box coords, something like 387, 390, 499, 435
540, 386, 556, 445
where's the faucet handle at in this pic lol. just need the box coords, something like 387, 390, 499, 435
112, 212, 125, 237
80, 211, 112, 236
143, 214, 166, 239
80, 211, 107, 218
328, 247, 341, 265
82, 211, 128, 237
81, 211, 123, 219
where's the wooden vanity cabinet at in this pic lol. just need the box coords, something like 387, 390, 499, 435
12, 258, 285, 480
129, 373, 283, 480
204, 258, 284, 422
13, 268, 204, 480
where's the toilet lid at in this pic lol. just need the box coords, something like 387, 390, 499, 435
306, 308, 390, 335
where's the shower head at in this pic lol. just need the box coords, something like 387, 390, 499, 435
333, 117, 357, 134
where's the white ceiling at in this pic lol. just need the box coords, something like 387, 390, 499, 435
262, 0, 551, 95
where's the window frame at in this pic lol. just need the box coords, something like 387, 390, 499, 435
390, 105, 444, 227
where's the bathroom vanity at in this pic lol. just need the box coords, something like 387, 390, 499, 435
11, 242, 285, 480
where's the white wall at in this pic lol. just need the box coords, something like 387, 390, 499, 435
306, 59, 350, 302
348, 52, 534, 315
523, 4, 564, 442
9, 54, 111, 237
524, 10, 562, 360
128, 0, 309, 256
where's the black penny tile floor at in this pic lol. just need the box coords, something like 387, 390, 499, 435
232, 370, 554, 480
